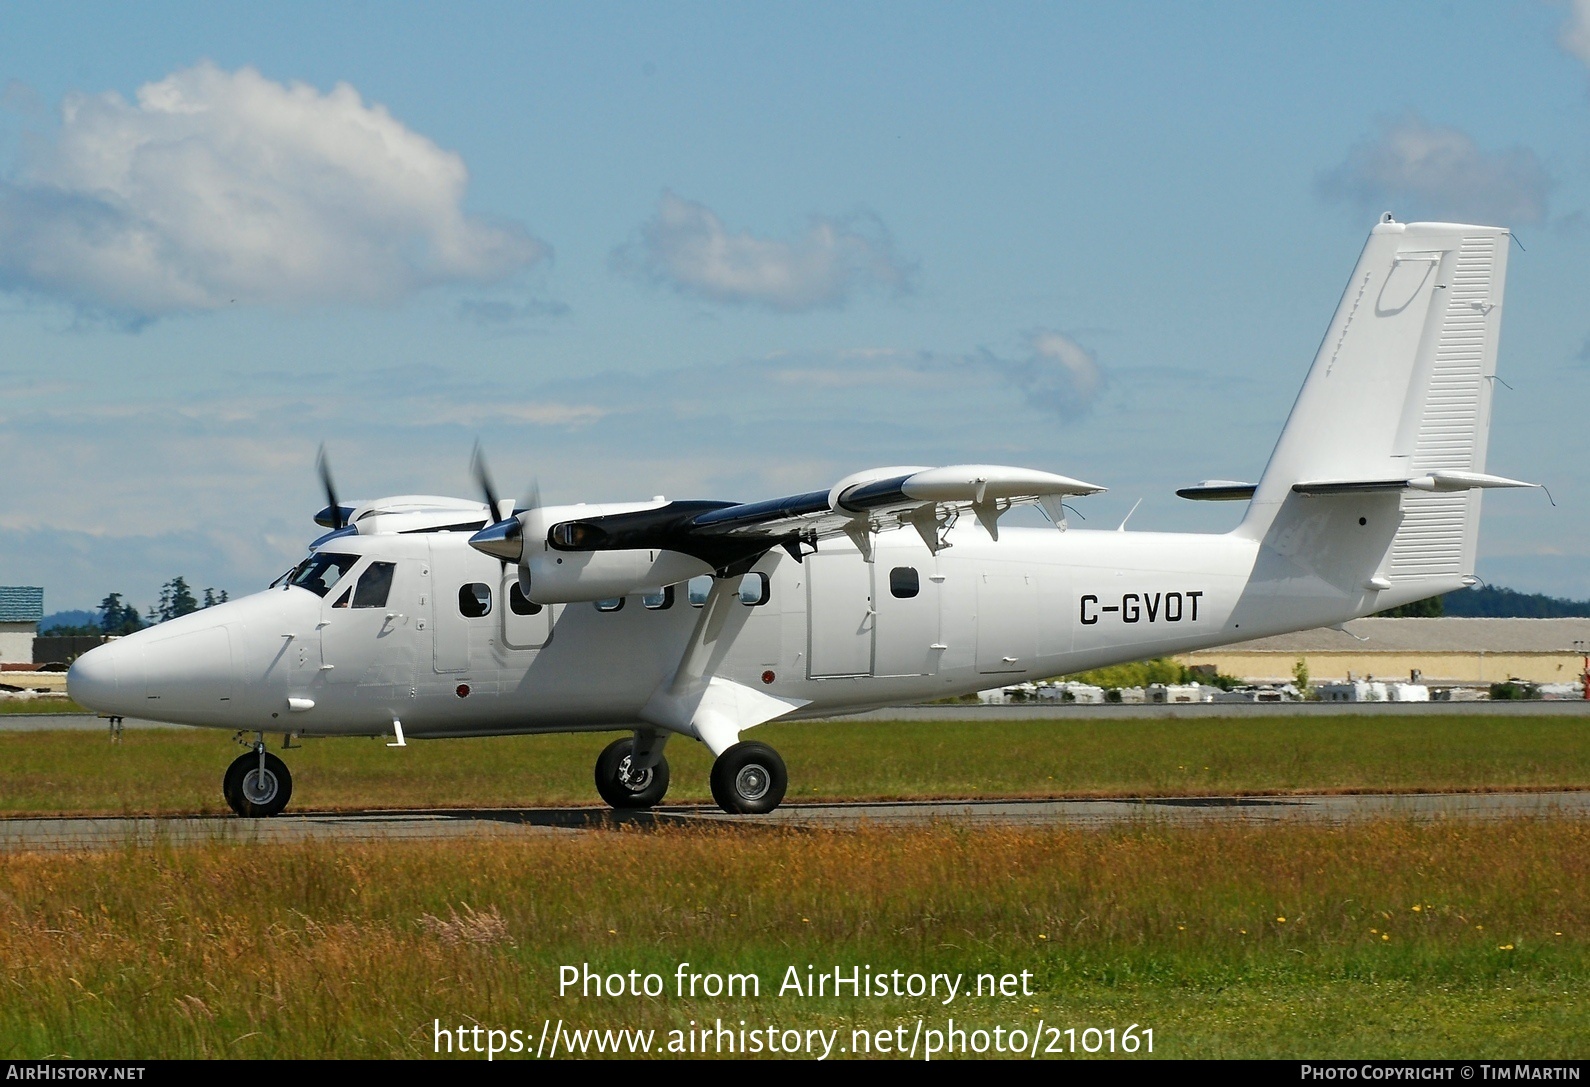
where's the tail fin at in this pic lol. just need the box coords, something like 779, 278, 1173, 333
1239, 217, 1524, 611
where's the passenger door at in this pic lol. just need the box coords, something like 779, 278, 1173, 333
806, 551, 873, 678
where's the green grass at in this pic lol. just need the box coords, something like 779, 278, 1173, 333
0, 697, 86, 714
1, 821, 1585, 1058
1, 714, 1587, 816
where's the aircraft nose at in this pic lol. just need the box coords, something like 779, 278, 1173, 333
67, 642, 132, 715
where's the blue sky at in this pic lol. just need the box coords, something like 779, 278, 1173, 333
1, 1, 1586, 612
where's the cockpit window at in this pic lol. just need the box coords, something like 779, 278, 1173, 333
352, 562, 396, 608
288, 553, 359, 597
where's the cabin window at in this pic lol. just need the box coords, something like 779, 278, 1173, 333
458, 583, 492, 618
642, 586, 674, 610
687, 575, 713, 607
595, 597, 625, 613
288, 552, 359, 597
352, 562, 396, 608
739, 571, 771, 606
330, 587, 352, 609
508, 583, 542, 615
890, 566, 920, 599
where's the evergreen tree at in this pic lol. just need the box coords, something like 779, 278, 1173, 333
154, 577, 201, 622
1375, 594, 1444, 618
96, 593, 145, 635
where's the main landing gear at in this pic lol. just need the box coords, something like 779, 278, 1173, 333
592, 735, 788, 815
594, 736, 671, 809
709, 741, 787, 815
224, 735, 293, 818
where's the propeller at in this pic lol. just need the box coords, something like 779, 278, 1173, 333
315, 443, 346, 530
468, 442, 539, 567
470, 440, 504, 523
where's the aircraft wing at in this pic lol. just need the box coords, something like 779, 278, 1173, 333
698, 463, 1103, 543
502, 464, 1107, 574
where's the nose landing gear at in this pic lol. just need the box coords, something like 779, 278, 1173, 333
224, 735, 294, 818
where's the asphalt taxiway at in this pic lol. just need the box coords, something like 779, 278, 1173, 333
2, 790, 1585, 852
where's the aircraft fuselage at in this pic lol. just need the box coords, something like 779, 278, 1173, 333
70, 522, 1289, 739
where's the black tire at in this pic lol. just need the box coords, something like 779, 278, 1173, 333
594, 737, 671, 809
709, 741, 787, 815
223, 751, 293, 818
222, 756, 246, 813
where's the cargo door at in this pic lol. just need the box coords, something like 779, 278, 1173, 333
976, 568, 1037, 674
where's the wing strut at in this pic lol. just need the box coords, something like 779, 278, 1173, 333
638, 576, 809, 754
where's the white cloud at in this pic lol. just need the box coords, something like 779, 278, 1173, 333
612, 191, 911, 312
1562, 0, 1590, 64
426, 401, 611, 428
1317, 115, 1549, 226
0, 63, 545, 320
971, 331, 1103, 420
1023, 330, 1102, 405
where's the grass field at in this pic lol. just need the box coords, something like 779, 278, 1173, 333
1, 821, 1585, 1059
0, 697, 84, 714
1, 714, 1587, 816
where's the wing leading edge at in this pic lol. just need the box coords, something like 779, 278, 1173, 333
470, 463, 1106, 575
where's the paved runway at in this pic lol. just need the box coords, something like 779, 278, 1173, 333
2, 790, 1585, 851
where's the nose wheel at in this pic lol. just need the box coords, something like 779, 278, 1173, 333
709, 741, 787, 815
223, 745, 293, 818
594, 736, 671, 809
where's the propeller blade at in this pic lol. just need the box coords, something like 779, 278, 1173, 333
316, 444, 344, 530
519, 477, 541, 515
471, 441, 505, 522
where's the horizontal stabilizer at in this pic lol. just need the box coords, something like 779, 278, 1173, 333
1293, 471, 1538, 497
1177, 480, 1257, 502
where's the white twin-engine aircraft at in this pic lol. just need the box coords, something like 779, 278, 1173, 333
68, 217, 1539, 818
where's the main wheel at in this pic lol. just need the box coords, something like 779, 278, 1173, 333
594, 737, 671, 809
709, 741, 787, 815
223, 751, 294, 818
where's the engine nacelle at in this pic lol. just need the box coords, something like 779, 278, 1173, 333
520, 544, 712, 604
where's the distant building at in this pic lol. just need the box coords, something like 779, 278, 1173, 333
1316, 681, 1431, 703
1177, 617, 1590, 687
0, 587, 44, 665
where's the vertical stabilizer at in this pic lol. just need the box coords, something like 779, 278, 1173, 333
1237, 218, 1512, 613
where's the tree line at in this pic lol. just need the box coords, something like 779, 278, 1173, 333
1378, 585, 1590, 619
45, 578, 230, 637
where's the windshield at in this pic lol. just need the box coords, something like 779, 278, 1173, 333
287, 552, 360, 597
